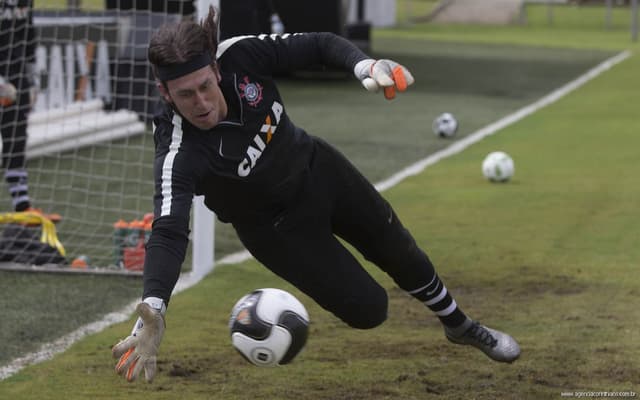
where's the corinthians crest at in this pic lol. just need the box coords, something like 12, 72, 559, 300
238, 76, 263, 107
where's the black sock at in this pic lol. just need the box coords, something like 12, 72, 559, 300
5, 168, 30, 211
408, 274, 468, 328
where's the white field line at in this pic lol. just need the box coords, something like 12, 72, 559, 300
0, 49, 630, 382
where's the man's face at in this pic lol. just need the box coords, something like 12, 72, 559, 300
159, 65, 228, 130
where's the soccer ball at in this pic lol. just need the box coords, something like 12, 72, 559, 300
482, 151, 515, 182
229, 288, 309, 367
432, 112, 458, 138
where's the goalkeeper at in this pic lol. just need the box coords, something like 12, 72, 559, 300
112, 6, 521, 382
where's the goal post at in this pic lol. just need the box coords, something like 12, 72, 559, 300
0, 1, 217, 276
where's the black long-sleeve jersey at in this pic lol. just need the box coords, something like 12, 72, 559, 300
144, 32, 369, 304
0, 0, 35, 85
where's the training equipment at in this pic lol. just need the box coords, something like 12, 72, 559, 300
229, 288, 309, 366
444, 318, 521, 363
482, 151, 515, 182
432, 112, 458, 138
354, 58, 415, 99
113, 298, 166, 382
0, 211, 65, 256
70, 255, 90, 268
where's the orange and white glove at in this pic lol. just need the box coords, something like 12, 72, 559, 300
0, 76, 17, 107
112, 297, 166, 383
354, 58, 415, 100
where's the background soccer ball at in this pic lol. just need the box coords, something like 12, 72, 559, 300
482, 151, 515, 182
229, 288, 309, 367
432, 112, 458, 137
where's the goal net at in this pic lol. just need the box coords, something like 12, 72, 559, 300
0, 1, 217, 274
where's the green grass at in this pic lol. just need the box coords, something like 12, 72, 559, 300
2, 4, 640, 398
35, 0, 105, 11
0, 272, 141, 363
1, 49, 639, 397
382, 3, 640, 51
396, 0, 440, 24
1, 39, 609, 367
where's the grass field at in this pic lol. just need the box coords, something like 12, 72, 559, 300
1, 3, 639, 399
0, 38, 612, 369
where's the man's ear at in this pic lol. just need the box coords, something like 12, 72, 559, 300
156, 80, 172, 103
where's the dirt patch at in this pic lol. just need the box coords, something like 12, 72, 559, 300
498, 265, 589, 298
167, 362, 199, 377
594, 365, 640, 384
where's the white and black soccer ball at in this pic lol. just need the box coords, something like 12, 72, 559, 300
229, 288, 309, 367
482, 151, 515, 182
432, 112, 458, 138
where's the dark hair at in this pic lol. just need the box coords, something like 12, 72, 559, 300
148, 6, 219, 80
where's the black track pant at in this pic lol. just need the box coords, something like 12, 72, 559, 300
233, 137, 438, 329
1, 84, 29, 170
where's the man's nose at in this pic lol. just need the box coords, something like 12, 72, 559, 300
194, 90, 207, 107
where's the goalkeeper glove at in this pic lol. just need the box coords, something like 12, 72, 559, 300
112, 297, 166, 383
353, 58, 415, 100
0, 76, 16, 107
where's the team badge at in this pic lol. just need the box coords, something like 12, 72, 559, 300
238, 76, 263, 107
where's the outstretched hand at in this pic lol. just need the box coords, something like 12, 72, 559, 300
112, 302, 165, 382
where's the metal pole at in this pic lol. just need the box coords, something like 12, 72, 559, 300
605, 0, 612, 30
547, 0, 554, 26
